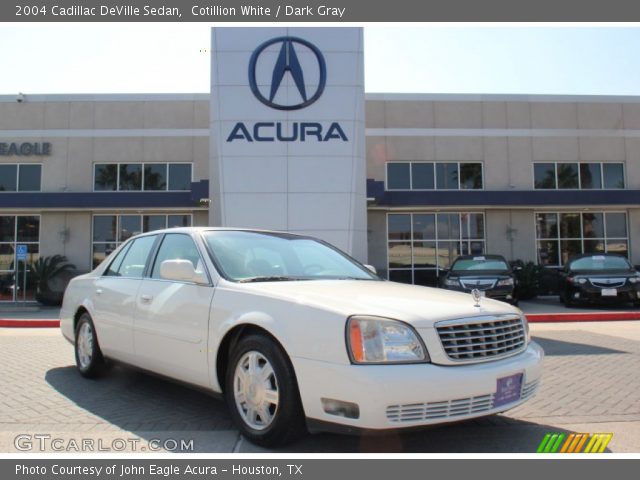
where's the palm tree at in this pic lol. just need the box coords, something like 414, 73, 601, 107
30, 255, 76, 305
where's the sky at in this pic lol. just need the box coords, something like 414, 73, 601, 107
1, 25, 640, 95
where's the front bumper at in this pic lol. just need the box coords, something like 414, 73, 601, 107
568, 284, 640, 304
294, 342, 543, 431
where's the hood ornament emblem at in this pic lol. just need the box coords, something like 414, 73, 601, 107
472, 289, 482, 307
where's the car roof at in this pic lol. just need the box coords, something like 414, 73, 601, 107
129, 227, 312, 240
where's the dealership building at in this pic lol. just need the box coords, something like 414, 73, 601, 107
1, 27, 640, 301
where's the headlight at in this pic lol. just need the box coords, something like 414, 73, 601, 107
346, 316, 430, 364
567, 277, 587, 284
497, 278, 514, 287
443, 278, 460, 287
629, 277, 639, 284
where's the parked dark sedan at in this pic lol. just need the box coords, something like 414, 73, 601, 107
440, 254, 518, 305
559, 254, 640, 307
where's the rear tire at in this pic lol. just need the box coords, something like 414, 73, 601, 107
225, 334, 306, 447
74, 313, 109, 378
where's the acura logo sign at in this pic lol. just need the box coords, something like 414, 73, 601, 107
248, 36, 327, 111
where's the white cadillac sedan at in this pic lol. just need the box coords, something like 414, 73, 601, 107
60, 228, 543, 446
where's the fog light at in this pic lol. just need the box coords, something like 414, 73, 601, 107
321, 398, 360, 419
574, 293, 580, 299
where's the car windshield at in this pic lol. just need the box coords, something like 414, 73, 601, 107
202, 231, 379, 282
569, 255, 632, 272
452, 257, 509, 272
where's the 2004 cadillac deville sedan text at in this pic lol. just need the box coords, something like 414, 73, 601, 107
60, 228, 544, 446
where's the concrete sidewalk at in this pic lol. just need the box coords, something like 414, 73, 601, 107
0, 306, 61, 327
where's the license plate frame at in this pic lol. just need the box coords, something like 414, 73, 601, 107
493, 373, 523, 408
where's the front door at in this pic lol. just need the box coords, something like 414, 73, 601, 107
133, 233, 213, 387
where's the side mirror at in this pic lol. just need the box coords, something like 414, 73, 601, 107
160, 259, 208, 284
364, 264, 377, 274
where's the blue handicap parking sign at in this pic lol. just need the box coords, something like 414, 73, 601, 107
16, 244, 28, 261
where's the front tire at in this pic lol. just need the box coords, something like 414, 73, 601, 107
74, 313, 108, 378
225, 334, 306, 447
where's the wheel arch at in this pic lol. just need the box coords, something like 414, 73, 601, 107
215, 323, 293, 393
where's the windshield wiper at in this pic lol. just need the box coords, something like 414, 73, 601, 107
238, 276, 300, 283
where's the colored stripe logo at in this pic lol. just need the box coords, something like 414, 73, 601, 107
537, 433, 613, 453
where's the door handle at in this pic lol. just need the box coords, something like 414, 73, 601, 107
95, 289, 103, 295
140, 294, 153, 303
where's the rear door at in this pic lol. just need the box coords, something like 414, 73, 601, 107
92, 235, 159, 363
133, 233, 214, 387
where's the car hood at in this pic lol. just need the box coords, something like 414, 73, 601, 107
232, 280, 520, 328
570, 269, 636, 276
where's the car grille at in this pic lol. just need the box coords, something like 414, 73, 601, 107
436, 315, 526, 362
386, 379, 540, 423
459, 278, 496, 290
589, 278, 626, 289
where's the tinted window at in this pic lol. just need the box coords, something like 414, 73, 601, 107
569, 255, 632, 271
168, 164, 192, 191
143, 215, 166, 232
94, 164, 117, 191
119, 164, 142, 191
387, 163, 410, 189
436, 163, 458, 189
579, 164, 602, 189
144, 164, 167, 191
93, 216, 117, 242
582, 213, 604, 238
460, 163, 482, 189
18, 165, 41, 191
603, 163, 624, 189
17, 216, 39, 242
119, 215, 142, 242
536, 213, 558, 238
534, 163, 556, 189
412, 214, 435, 240
411, 163, 434, 189
114, 235, 157, 278
388, 214, 411, 240
151, 234, 203, 279
452, 257, 509, 271
0, 216, 15, 242
0, 165, 17, 191
606, 213, 627, 238
557, 163, 579, 189
168, 215, 191, 229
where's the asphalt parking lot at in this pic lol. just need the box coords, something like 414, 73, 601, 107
0, 322, 639, 453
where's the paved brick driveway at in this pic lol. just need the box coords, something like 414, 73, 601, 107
0, 324, 638, 453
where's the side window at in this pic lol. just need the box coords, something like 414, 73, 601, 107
111, 235, 157, 278
104, 243, 132, 277
151, 234, 203, 279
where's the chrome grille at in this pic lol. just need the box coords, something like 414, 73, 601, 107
589, 278, 626, 289
460, 278, 496, 290
386, 380, 539, 423
436, 315, 526, 362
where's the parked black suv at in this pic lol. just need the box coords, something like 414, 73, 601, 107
559, 253, 640, 307
440, 254, 518, 305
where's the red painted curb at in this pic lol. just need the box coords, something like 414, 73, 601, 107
0, 319, 60, 328
526, 312, 640, 323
